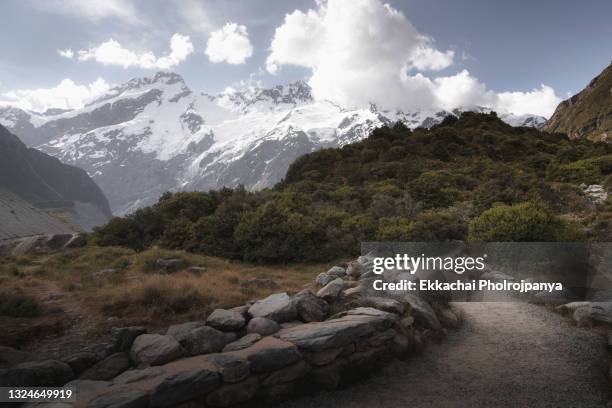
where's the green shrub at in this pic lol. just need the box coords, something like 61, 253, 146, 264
376, 217, 414, 241
0, 292, 43, 317
234, 202, 324, 263
468, 202, 580, 242
552, 155, 612, 184
408, 209, 468, 241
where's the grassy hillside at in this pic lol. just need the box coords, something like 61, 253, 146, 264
93, 112, 612, 262
0, 246, 328, 347
544, 63, 612, 141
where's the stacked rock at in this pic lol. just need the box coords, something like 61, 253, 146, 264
0, 254, 460, 407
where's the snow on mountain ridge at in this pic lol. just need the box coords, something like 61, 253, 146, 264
0, 72, 547, 214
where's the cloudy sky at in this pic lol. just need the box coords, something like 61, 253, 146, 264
0, 0, 610, 117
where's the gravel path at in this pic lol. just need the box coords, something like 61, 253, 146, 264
281, 302, 609, 408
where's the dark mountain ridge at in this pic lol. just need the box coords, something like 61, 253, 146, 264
545, 63, 612, 141
0, 124, 112, 231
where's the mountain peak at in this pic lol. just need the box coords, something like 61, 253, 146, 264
122, 71, 186, 90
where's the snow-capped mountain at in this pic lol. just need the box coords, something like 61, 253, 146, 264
0, 72, 546, 214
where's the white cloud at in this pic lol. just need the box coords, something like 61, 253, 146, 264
496, 85, 561, 117
0, 78, 110, 112
267, 0, 560, 117
206, 23, 254, 65
29, 0, 142, 25
57, 48, 74, 59
409, 47, 455, 71
76, 34, 194, 70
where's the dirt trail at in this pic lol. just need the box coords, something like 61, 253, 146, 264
22, 280, 104, 358
282, 302, 609, 408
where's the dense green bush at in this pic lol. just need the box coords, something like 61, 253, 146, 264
468, 202, 580, 242
92, 112, 611, 262
0, 292, 43, 318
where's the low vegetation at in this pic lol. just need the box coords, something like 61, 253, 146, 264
93, 112, 612, 262
0, 291, 43, 318
0, 246, 334, 346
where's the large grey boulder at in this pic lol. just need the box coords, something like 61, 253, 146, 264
344, 307, 397, 319
79, 352, 131, 381
404, 294, 441, 330
315, 272, 335, 287
155, 258, 184, 271
178, 326, 236, 356
343, 286, 364, 297
0, 346, 40, 369
356, 256, 375, 278
589, 302, 612, 324
64, 380, 111, 395
150, 367, 220, 408
110, 326, 147, 352
227, 337, 302, 373
277, 312, 394, 351
362, 297, 405, 315
112, 366, 165, 385
88, 390, 149, 408
130, 334, 184, 366
62, 351, 100, 376
327, 266, 346, 278
206, 309, 246, 332
248, 292, 297, 323
301, 347, 343, 366
166, 321, 206, 341
293, 289, 329, 322
3, 360, 73, 386
65, 379, 109, 394
346, 261, 365, 278
223, 333, 262, 352
204, 354, 251, 383
316, 278, 344, 301
246, 317, 280, 336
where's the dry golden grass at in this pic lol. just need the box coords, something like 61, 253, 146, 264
0, 245, 340, 341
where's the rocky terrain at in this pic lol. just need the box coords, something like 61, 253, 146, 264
0, 253, 459, 407
0, 125, 111, 231
0, 189, 74, 240
0, 73, 546, 214
545, 63, 612, 141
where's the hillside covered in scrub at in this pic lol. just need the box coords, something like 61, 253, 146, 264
93, 112, 612, 262
545, 63, 612, 141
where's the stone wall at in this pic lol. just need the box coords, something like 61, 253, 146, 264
0, 253, 460, 408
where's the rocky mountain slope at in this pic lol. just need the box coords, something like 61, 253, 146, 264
0, 188, 74, 240
0, 72, 546, 214
0, 125, 112, 231
545, 63, 612, 141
